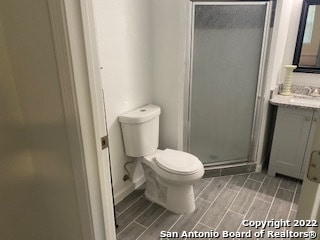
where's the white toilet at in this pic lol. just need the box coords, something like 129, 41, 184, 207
119, 104, 204, 214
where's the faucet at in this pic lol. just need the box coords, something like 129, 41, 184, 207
303, 86, 312, 95
311, 88, 320, 97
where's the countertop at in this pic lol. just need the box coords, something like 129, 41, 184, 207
270, 85, 320, 110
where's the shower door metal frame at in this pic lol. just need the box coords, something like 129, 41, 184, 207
184, 1, 272, 166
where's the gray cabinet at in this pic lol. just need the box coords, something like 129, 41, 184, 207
268, 106, 318, 179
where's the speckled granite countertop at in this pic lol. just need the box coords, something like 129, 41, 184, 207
270, 85, 320, 110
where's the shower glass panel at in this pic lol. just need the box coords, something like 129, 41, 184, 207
189, 3, 268, 165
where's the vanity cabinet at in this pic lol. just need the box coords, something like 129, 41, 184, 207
268, 106, 318, 179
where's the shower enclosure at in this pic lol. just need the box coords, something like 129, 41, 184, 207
186, 2, 271, 166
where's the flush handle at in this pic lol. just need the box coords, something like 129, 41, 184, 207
307, 150, 320, 183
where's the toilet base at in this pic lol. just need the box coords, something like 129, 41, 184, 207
142, 163, 196, 214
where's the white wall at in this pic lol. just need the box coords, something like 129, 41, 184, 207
93, 0, 153, 202
151, 0, 190, 150
254, 0, 295, 170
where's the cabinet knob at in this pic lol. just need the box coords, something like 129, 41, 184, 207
306, 117, 311, 121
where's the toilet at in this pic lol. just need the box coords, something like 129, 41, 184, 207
119, 104, 204, 214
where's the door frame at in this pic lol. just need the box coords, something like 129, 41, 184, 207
47, 0, 116, 239
296, 114, 320, 237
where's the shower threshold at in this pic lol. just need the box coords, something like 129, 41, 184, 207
203, 161, 256, 178
203, 157, 248, 167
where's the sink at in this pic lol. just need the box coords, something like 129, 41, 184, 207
289, 95, 320, 107
271, 86, 320, 109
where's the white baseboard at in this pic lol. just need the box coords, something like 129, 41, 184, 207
114, 175, 146, 205
255, 164, 262, 172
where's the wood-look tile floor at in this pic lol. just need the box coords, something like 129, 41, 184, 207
115, 171, 301, 240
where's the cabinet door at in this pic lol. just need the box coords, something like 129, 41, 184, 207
268, 106, 313, 179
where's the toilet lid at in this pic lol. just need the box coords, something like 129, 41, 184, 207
155, 149, 202, 175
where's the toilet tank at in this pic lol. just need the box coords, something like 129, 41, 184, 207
119, 105, 161, 157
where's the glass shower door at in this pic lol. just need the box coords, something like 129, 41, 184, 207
189, 2, 269, 165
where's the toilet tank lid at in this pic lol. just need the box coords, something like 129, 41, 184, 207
119, 104, 161, 124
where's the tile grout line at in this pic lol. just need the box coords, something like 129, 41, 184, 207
197, 176, 230, 204
285, 181, 300, 232
197, 197, 212, 204
133, 221, 148, 230
116, 200, 152, 236
116, 196, 148, 236
195, 177, 216, 200
248, 172, 266, 184
228, 208, 245, 217
264, 177, 282, 222
292, 181, 300, 210
196, 222, 216, 231
214, 175, 250, 230
255, 196, 273, 203
248, 171, 266, 182
280, 185, 294, 230
131, 202, 155, 225
202, 178, 211, 183
290, 182, 299, 211
225, 174, 252, 216
251, 172, 268, 207
278, 186, 296, 193
214, 206, 231, 231
247, 177, 264, 184
199, 222, 213, 231
279, 177, 299, 193
255, 174, 267, 195
135, 209, 169, 240
116, 194, 144, 215
192, 176, 218, 233
245, 175, 265, 212
235, 174, 266, 233
116, 224, 130, 236
195, 176, 234, 231
167, 214, 184, 232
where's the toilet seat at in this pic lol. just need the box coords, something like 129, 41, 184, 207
155, 149, 202, 175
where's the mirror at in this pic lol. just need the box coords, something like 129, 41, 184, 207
293, 0, 320, 73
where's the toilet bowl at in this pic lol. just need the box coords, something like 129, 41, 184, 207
119, 104, 204, 214
141, 149, 204, 213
